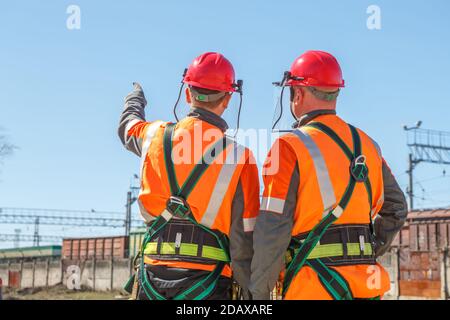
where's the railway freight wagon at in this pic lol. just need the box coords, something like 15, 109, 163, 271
62, 236, 128, 260
129, 228, 146, 258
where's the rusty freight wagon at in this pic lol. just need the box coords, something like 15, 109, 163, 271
392, 208, 450, 299
62, 236, 128, 260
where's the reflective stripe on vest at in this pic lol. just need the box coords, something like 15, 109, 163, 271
200, 141, 246, 228
124, 118, 142, 143
261, 197, 285, 214
291, 128, 336, 217
138, 121, 164, 222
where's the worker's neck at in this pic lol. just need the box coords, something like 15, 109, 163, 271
187, 106, 229, 132
295, 108, 337, 128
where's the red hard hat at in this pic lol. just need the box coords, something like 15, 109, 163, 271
183, 52, 236, 92
287, 50, 345, 88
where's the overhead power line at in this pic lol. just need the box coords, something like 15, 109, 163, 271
0, 233, 62, 243
0, 207, 144, 228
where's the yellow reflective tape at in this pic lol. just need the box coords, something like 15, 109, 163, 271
290, 242, 373, 260
346, 243, 373, 256
179, 243, 198, 256
143, 242, 228, 262
308, 243, 343, 259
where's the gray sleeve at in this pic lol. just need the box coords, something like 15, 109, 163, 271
118, 82, 147, 157
229, 181, 253, 299
373, 159, 408, 257
249, 166, 298, 300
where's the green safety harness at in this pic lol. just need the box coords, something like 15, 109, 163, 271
283, 122, 377, 300
129, 123, 232, 300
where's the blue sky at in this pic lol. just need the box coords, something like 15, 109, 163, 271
1, 1, 450, 247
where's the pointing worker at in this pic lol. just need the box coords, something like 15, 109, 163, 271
250, 50, 407, 300
118, 52, 260, 300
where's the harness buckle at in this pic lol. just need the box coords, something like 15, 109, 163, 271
350, 155, 369, 183
166, 196, 191, 218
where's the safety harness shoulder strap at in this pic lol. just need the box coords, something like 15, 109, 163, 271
139, 122, 232, 300
283, 122, 372, 300
306, 122, 374, 232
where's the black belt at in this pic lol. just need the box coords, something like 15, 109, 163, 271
289, 224, 376, 267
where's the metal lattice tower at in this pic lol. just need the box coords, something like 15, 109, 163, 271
404, 122, 450, 209
124, 174, 141, 257
13, 229, 21, 248
33, 217, 40, 247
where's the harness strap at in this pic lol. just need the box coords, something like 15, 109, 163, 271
307, 122, 374, 233
139, 261, 227, 301
283, 210, 341, 292
283, 122, 372, 300
140, 122, 232, 300
164, 122, 231, 200
163, 123, 180, 195
306, 259, 352, 300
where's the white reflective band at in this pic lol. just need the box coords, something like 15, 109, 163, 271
243, 217, 257, 232
359, 235, 366, 252
292, 129, 336, 217
261, 197, 285, 214
139, 121, 164, 177
332, 205, 344, 218
201, 141, 246, 228
138, 121, 164, 222
161, 209, 173, 222
124, 118, 141, 141
175, 232, 182, 248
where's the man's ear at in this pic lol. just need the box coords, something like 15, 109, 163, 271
291, 87, 303, 119
185, 87, 192, 104
294, 87, 302, 106
222, 93, 232, 109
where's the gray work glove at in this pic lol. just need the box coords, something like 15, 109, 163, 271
124, 82, 147, 107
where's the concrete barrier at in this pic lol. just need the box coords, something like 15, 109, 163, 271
61, 258, 132, 291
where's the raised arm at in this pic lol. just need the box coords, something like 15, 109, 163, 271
118, 82, 151, 157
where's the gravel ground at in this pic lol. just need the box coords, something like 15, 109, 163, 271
2, 284, 130, 300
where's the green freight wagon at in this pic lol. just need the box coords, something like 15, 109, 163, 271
129, 228, 146, 258
0, 245, 62, 260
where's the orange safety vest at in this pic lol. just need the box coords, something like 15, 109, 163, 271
262, 114, 390, 299
128, 116, 257, 277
